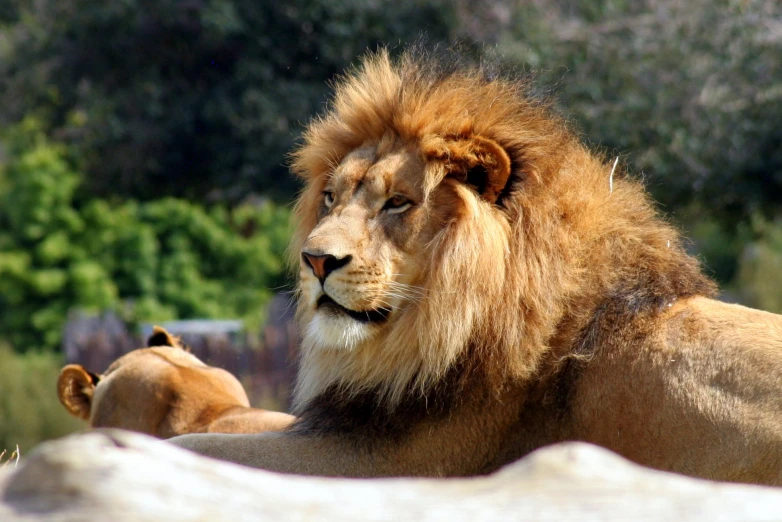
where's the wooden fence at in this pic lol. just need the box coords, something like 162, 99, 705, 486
62, 294, 299, 411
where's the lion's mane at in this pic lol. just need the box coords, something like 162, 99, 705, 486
289, 47, 716, 412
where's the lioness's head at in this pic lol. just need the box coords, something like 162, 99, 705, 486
57, 326, 250, 438
290, 49, 574, 408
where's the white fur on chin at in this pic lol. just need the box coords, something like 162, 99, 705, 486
304, 311, 376, 351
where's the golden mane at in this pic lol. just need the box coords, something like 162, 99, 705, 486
289, 47, 716, 410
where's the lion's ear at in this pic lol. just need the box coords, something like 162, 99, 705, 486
424, 135, 512, 204
147, 326, 181, 348
57, 364, 100, 421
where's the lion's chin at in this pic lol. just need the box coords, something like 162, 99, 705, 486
303, 311, 379, 351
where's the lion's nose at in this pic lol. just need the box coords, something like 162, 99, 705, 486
301, 252, 352, 283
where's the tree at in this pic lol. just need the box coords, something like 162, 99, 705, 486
0, 0, 456, 203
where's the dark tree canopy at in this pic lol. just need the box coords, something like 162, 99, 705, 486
0, 0, 456, 202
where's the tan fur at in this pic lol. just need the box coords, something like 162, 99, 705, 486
57, 327, 293, 438
169, 48, 782, 485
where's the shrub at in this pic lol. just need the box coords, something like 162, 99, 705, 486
0, 119, 292, 351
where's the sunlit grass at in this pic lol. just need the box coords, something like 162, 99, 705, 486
0, 445, 20, 469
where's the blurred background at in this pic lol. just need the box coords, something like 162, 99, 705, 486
0, 0, 780, 454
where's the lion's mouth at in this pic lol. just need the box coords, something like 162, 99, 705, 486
316, 294, 391, 324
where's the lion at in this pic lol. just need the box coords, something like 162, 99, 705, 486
58, 326, 294, 437
169, 47, 782, 485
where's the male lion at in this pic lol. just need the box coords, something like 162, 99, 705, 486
58, 327, 294, 437
171, 48, 782, 485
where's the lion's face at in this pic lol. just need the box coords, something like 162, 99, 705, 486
297, 124, 516, 356
299, 141, 440, 350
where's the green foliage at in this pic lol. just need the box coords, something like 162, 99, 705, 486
736, 218, 782, 314
0, 0, 456, 202
684, 215, 750, 285
0, 344, 84, 454
0, 120, 292, 351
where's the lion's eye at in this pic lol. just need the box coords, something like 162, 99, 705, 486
323, 191, 335, 208
383, 195, 412, 214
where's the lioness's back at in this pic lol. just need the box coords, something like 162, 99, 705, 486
59, 329, 295, 438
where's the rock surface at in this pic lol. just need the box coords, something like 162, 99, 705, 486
1, 430, 781, 521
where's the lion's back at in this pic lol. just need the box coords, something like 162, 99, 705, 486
570, 296, 782, 484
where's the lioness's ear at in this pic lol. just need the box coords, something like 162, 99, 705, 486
147, 326, 181, 348
57, 364, 100, 421
424, 135, 512, 204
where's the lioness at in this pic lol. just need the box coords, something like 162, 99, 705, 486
170, 48, 782, 485
58, 327, 294, 437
